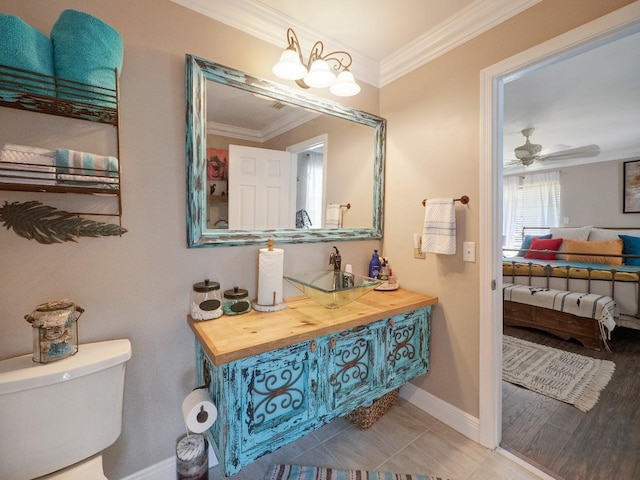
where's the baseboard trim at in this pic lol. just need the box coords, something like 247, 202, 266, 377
119, 456, 174, 480
119, 443, 217, 480
400, 382, 480, 443
122, 388, 477, 479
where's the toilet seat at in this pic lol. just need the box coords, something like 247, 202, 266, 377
36, 455, 107, 480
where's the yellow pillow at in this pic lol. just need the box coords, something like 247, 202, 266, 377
564, 239, 623, 266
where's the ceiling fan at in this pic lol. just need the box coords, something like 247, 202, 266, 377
508, 127, 600, 166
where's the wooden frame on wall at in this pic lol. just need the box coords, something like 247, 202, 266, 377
623, 159, 640, 213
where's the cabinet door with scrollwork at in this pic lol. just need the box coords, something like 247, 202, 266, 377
238, 341, 318, 453
385, 308, 429, 389
327, 325, 381, 411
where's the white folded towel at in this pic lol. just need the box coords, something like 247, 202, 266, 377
422, 198, 456, 255
0, 144, 56, 184
325, 203, 342, 229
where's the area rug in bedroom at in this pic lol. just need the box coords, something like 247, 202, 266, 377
502, 335, 615, 412
263, 464, 449, 480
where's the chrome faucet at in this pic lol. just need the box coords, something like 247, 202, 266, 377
329, 246, 342, 272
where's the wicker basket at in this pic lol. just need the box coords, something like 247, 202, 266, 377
345, 388, 399, 429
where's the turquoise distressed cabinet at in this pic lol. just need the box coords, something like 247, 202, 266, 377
386, 309, 429, 389
190, 289, 437, 476
327, 324, 380, 411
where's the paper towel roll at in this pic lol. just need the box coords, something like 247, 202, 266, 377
258, 247, 284, 306
182, 388, 217, 434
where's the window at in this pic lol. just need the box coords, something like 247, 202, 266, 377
503, 171, 561, 253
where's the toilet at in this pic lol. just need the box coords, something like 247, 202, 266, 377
0, 339, 131, 480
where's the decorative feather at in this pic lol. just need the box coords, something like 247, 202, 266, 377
0, 200, 127, 244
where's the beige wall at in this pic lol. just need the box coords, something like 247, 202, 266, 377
0, 1, 380, 478
560, 160, 640, 227
0, 0, 634, 477
379, 0, 634, 417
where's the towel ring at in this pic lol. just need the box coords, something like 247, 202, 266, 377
421, 196, 469, 207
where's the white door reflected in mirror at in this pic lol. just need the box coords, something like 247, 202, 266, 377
228, 145, 294, 230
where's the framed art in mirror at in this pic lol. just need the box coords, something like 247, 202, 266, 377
623, 159, 640, 214
185, 54, 385, 247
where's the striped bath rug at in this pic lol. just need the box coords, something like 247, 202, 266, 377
264, 465, 448, 480
503, 335, 615, 412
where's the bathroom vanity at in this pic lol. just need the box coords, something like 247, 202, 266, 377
188, 288, 437, 475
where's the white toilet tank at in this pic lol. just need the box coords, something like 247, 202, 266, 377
0, 339, 131, 480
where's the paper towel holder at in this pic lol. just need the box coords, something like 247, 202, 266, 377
253, 238, 289, 313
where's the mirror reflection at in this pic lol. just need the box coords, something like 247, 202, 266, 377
186, 54, 386, 247
205, 80, 375, 230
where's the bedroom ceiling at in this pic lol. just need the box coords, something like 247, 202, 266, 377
173, 0, 640, 172
503, 28, 640, 174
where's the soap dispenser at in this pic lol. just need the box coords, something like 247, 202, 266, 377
368, 249, 382, 279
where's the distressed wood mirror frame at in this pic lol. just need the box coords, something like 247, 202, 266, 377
185, 54, 385, 247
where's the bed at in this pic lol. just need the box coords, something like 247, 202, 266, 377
502, 226, 640, 348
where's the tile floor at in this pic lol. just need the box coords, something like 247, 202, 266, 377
208, 398, 543, 479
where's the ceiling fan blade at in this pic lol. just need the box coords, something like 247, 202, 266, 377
538, 144, 600, 161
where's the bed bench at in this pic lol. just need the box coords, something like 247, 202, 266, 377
503, 283, 617, 351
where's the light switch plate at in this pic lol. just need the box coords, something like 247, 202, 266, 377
463, 242, 475, 262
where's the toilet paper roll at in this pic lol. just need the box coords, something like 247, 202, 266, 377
257, 247, 284, 306
182, 388, 217, 434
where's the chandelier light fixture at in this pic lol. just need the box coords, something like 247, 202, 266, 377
272, 28, 361, 97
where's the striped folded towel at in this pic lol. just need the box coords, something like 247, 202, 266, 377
55, 149, 118, 188
422, 198, 456, 255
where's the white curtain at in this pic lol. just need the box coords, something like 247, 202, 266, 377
303, 151, 323, 227
502, 175, 520, 248
503, 171, 561, 250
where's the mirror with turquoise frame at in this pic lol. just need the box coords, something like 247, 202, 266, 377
185, 54, 385, 247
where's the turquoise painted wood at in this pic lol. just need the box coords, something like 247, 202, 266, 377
195, 306, 431, 476
185, 54, 386, 248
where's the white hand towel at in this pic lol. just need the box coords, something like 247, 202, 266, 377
422, 198, 456, 255
325, 203, 342, 229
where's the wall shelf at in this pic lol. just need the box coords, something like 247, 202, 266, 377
0, 64, 123, 225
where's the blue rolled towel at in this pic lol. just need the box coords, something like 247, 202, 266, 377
50, 9, 123, 107
0, 14, 55, 97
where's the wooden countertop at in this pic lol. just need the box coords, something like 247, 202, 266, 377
188, 288, 437, 365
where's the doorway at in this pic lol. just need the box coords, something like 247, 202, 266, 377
478, 0, 640, 463
287, 134, 329, 229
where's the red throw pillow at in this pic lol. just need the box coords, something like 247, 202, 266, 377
524, 237, 563, 260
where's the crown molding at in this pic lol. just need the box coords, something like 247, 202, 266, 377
169, 0, 379, 86
170, 0, 540, 88
208, 109, 319, 143
380, 0, 542, 86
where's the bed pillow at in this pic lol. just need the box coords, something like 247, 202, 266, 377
564, 239, 623, 266
589, 228, 640, 242
550, 226, 592, 260
619, 235, 640, 267
517, 234, 552, 256
524, 237, 563, 260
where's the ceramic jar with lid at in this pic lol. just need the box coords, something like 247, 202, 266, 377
190, 279, 222, 321
222, 286, 251, 315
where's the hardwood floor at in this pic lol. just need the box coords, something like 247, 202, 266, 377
501, 325, 640, 480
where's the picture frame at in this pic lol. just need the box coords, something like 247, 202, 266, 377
623, 159, 640, 213
206, 148, 228, 181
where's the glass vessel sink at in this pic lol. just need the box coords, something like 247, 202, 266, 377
284, 271, 382, 309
